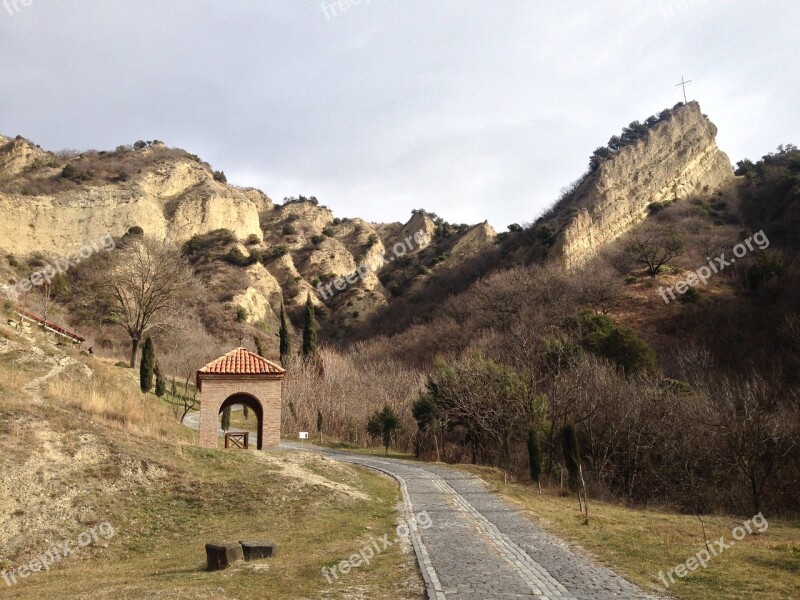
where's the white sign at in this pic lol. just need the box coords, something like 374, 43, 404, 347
299, 431, 309, 440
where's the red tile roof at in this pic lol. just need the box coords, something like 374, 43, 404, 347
197, 347, 286, 379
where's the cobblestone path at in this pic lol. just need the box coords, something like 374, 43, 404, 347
289, 445, 668, 600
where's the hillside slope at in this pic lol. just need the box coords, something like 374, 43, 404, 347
0, 314, 421, 598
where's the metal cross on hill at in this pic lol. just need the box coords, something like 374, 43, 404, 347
675, 76, 693, 103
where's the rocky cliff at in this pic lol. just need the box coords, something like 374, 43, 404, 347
552, 102, 733, 268
0, 137, 270, 255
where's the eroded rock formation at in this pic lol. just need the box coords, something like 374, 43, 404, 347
552, 102, 733, 268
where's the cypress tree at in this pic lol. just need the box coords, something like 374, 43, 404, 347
561, 424, 581, 492
302, 294, 317, 358
254, 335, 265, 358
527, 428, 542, 494
221, 406, 231, 431
279, 303, 291, 366
139, 336, 155, 393
154, 362, 166, 397
317, 410, 323, 443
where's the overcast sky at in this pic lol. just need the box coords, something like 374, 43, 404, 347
1, 1, 797, 230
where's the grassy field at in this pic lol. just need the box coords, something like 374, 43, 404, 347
0, 321, 422, 599
7, 446, 422, 599
459, 465, 800, 600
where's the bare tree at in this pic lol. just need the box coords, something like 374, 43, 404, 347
692, 375, 797, 515
91, 237, 198, 367
38, 278, 53, 325
571, 262, 623, 314
160, 320, 224, 422
624, 226, 684, 277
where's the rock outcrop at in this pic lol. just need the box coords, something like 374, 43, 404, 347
0, 135, 48, 178
450, 221, 496, 260
0, 140, 270, 255
552, 102, 733, 268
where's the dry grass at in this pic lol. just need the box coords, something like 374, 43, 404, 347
44, 363, 187, 442
0, 361, 29, 407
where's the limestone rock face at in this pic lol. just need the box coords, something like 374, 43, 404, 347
394, 211, 436, 252
552, 102, 733, 268
0, 141, 270, 255
264, 253, 322, 307
450, 221, 496, 259
279, 202, 333, 233
0, 136, 47, 178
301, 238, 358, 278
245, 263, 284, 309
232, 287, 273, 324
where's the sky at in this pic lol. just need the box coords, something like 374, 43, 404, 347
1, 1, 798, 231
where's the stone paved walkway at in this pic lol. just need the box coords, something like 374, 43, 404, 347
286, 444, 668, 600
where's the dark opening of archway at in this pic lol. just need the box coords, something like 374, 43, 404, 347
219, 393, 264, 449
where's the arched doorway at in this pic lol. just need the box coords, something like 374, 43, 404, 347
218, 393, 264, 449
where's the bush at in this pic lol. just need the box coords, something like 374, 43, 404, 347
572, 311, 657, 376
139, 337, 155, 393
213, 170, 227, 183
134, 140, 147, 150
366, 233, 379, 247
245, 234, 260, 245
184, 229, 235, 256
533, 224, 556, 244
60, 163, 91, 182
322, 226, 335, 237
311, 234, 324, 245
271, 245, 289, 258
235, 305, 248, 323
679, 286, 700, 303
745, 252, 785, 289
648, 201, 672, 214
223, 247, 256, 267
282, 223, 297, 236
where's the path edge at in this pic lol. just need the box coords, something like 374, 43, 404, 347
354, 462, 446, 600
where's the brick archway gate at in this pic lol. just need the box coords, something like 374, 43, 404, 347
196, 347, 286, 450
